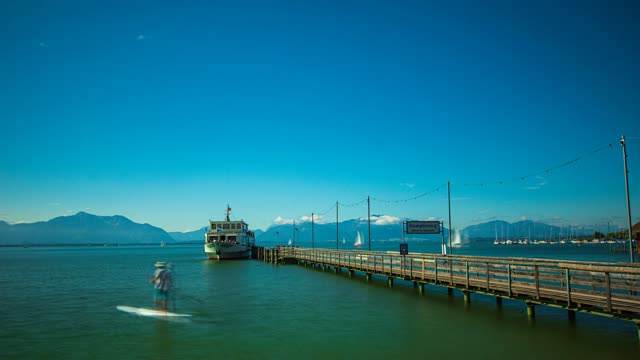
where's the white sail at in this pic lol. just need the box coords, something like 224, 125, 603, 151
354, 231, 362, 247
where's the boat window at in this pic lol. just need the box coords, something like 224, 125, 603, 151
228, 235, 237, 241
223, 223, 230, 230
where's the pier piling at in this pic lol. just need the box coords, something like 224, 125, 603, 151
526, 303, 536, 319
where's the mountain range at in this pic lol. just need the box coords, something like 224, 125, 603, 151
0, 212, 637, 246
0, 212, 173, 245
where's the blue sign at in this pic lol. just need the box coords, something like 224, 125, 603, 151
400, 243, 408, 255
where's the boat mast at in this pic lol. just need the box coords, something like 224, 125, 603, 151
226, 205, 230, 222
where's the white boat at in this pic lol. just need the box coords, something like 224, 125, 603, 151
354, 231, 362, 247
204, 206, 255, 260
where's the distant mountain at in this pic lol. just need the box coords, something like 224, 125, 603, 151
169, 227, 266, 242
0, 212, 174, 245
255, 219, 430, 246
460, 220, 563, 241
168, 227, 208, 242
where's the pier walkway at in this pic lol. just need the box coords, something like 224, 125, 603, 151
255, 246, 640, 339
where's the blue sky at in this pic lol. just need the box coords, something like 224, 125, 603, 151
1, 0, 639, 232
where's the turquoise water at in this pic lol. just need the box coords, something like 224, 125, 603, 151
1, 243, 638, 359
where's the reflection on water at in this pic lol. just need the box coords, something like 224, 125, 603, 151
152, 321, 173, 359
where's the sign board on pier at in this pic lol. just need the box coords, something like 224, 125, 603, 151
406, 221, 440, 234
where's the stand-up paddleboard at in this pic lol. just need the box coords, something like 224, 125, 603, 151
117, 305, 192, 319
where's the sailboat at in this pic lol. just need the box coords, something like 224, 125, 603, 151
354, 231, 362, 247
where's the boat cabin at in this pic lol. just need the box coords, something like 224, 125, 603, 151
206, 220, 249, 244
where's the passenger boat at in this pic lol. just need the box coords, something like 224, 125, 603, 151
204, 206, 255, 260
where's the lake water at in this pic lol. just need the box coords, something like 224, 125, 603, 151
1, 241, 638, 359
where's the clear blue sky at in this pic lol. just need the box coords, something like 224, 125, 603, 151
2, 0, 639, 232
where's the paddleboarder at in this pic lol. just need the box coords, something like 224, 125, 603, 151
150, 261, 173, 310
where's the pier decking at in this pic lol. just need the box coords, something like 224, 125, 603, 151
254, 246, 640, 339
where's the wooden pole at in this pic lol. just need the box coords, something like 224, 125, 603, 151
621, 135, 634, 263
368, 195, 371, 251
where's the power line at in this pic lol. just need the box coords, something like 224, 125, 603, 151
339, 198, 367, 207
458, 139, 618, 187
372, 184, 447, 203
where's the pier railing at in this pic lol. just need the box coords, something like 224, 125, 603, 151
275, 247, 640, 320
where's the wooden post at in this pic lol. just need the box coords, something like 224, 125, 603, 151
465, 261, 470, 289
508, 264, 512, 297
496, 297, 503, 307
568, 310, 576, 322
486, 262, 490, 290
526, 302, 535, 319
463, 291, 470, 304
419, 283, 424, 295
388, 277, 393, 288
565, 268, 572, 308
534, 265, 540, 300
605, 272, 612, 312
449, 259, 453, 285
410, 258, 413, 280
366, 273, 372, 282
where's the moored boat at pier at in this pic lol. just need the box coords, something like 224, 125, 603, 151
204, 206, 255, 260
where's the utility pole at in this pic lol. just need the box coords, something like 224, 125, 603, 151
448, 181, 452, 254
367, 195, 371, 251
311, 212, 315, 249
621, 135, 634, 262
336, 201, 339, 250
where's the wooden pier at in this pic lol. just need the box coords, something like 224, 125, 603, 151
255, 246, 640, 339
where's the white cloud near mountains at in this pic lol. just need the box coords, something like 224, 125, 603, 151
272, 216, 293, 225
273, 214, 401, 226
273, 214, 329, 225
360, 215, 402, 225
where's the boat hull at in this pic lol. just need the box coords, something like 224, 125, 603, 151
204, 242, 251, 260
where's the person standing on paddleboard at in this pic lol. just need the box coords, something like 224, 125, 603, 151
150, 262, 173, 310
